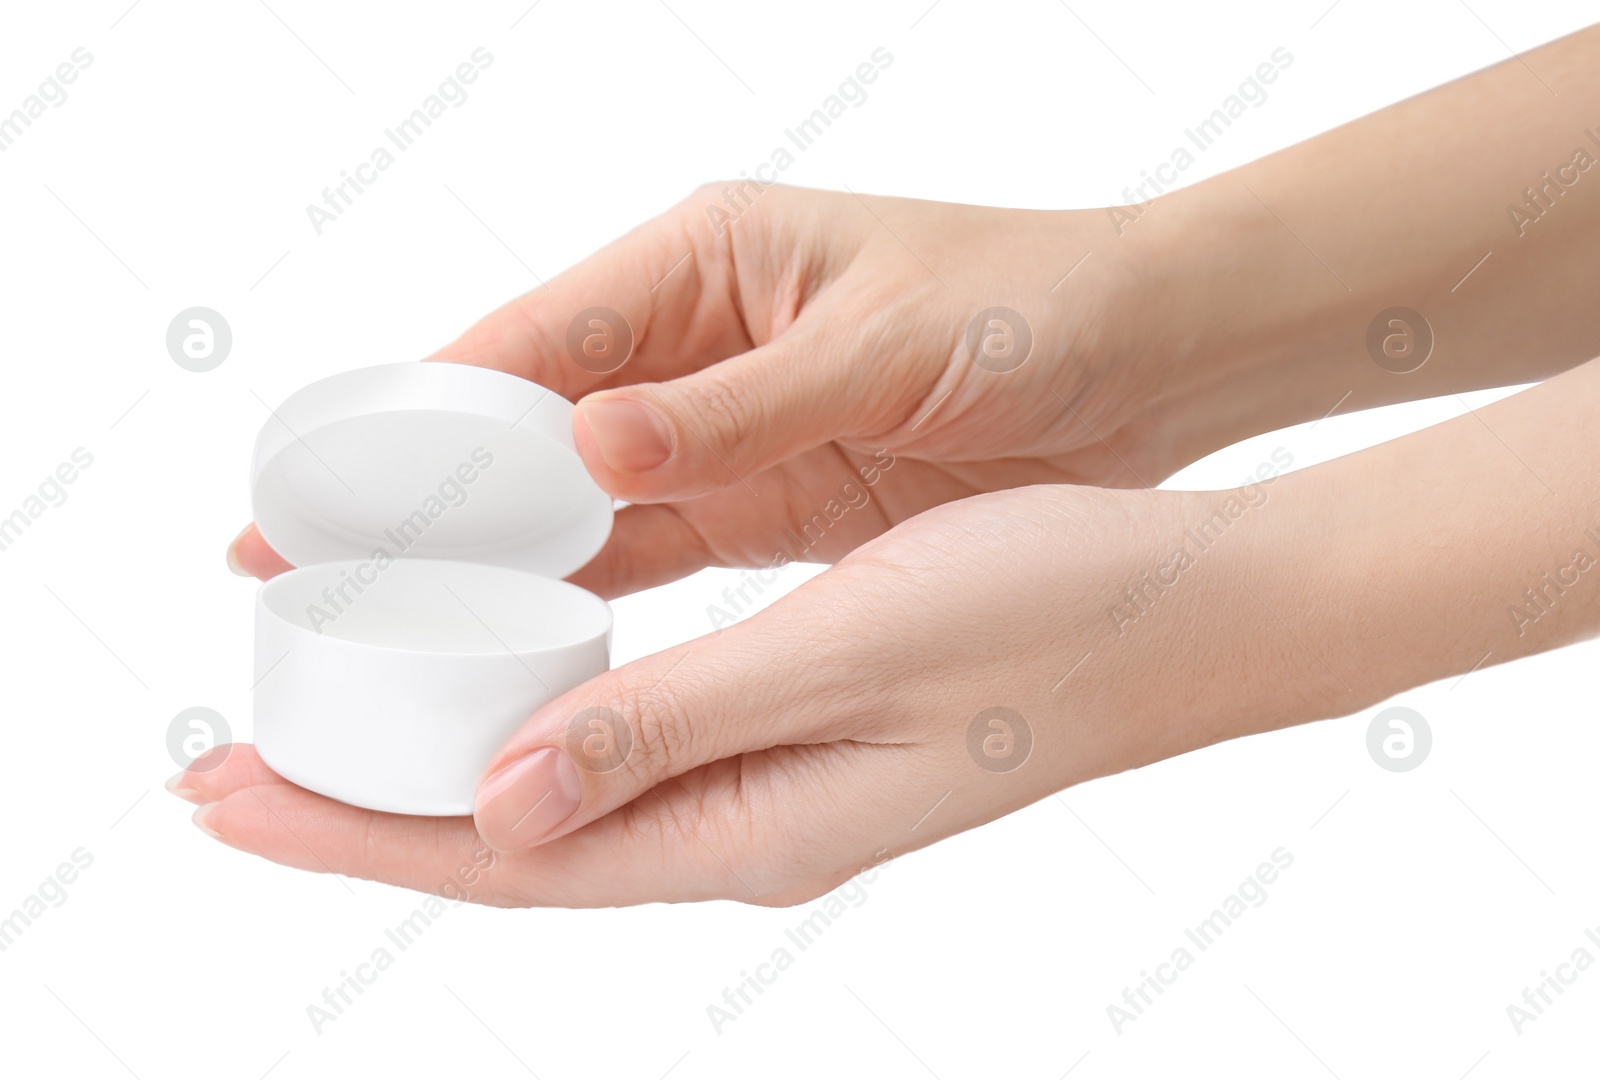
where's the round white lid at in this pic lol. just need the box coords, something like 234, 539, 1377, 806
250, 363, 612, 581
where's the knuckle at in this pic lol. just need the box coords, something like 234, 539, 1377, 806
681, 177, 788, 252
615, 682, 700, 780
686, 177, 785, 210
559, 702, 635, 776
677, 372, 759, 459
687, 178, 729, 204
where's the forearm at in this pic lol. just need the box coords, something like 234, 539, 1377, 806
1118, 24, 1600, 466
1243, 355, 1600, 729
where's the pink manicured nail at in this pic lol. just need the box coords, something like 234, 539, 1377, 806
474, 748, 582, 850
165, 772, 201, 803
226, 525, 253, 577
192, 803, 224, 839
578, 398, 673, 473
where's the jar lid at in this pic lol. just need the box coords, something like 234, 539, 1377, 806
250, 362, 612, 581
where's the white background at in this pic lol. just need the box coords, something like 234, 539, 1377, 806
1, 0, 1597, 1076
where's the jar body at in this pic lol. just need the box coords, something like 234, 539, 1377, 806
252, 558, 611, 816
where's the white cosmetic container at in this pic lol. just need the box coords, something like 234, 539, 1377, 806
248, 362, 613, 816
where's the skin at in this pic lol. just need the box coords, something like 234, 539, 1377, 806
179, 26, 1600, 907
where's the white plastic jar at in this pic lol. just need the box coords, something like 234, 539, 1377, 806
248, 363, 613, 815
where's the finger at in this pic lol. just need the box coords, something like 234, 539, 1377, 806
193, 780, 498, 900
471, 587, 890, 853
701, 742, 927, 905
570, 316, 915, 504
194, 758, 760, 905
165, 744, 292, 805
565, 502, 713, 600
225, 523, 294, 581
567, 444, 908, 599
424, 188, 755, 401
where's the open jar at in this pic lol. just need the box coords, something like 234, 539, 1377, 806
248, 362, 613, 816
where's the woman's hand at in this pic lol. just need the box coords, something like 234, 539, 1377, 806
229, 184, 1258, 597
193, 26, 1600, 907
231, 4, 1600, 596
185, 350, 1600, 905
186, 482, 1340, 906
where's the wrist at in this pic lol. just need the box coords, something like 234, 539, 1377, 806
1105, 186, 1361, 475
1220, 467, 1406, 727
1095, 473, 1411, 753
1081, 482, 1369, 763
1166, 479, 1384, 737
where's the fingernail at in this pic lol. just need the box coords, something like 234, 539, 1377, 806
579, 397, 673, 474
192, 803, 224, 840
474, 748, 582, 850
165, 771, 201, 803
226, 525, 252, 577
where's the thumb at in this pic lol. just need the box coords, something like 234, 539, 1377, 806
571, 324, 909, 503
471, 621, 855, 852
